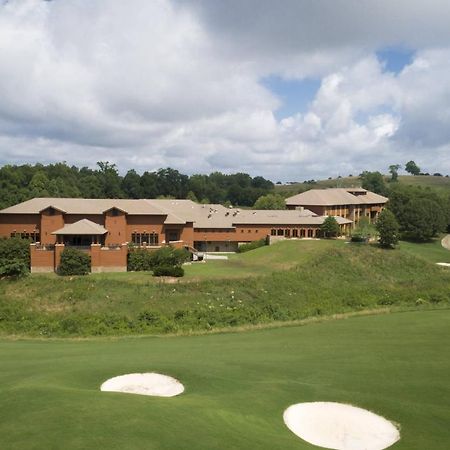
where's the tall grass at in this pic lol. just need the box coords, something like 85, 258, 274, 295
0, 243, 449, 337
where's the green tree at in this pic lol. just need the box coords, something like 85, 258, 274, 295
359, 171, 388, 195
388, 164, 401, 182
96, 161, 123, 198
122, 169, 143, 198
376, 209, 399, 247
402, 198, 446, 241
186, 191, 199, 202
253, 193, 285, 210
405, 160, 421, 176
320, 216, 340, 238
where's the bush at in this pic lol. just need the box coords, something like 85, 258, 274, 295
127, 249, 154, 271
57, 248, 91, 276
128, 246, 190, 272
0, 260, 29, 278
0, 237, 30, 278
350, 217, 376, 242
151, 246, 190, 267
153, 265, 184, 277
237, 239, 266, 253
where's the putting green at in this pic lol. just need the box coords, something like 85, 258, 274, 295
0, 310, 449, 449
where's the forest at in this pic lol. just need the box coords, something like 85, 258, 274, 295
0, 162, 274, 209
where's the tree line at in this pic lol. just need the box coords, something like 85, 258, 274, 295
0, 162, 275, 209
359, 169, 450, 240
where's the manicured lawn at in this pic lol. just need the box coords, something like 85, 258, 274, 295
0, 310, 449, 449
400, 238, 450, 264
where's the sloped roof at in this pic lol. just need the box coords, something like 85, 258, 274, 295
234, 212, 351, 226
1, 197, 354, 229
52, 219, 108, 235
230, 209, 317, 225
0, 198, 167, 215
285, 188, 388, 206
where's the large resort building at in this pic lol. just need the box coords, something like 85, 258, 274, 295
0, 188, 387, 273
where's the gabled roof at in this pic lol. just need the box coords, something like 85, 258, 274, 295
285, 188, 388, 206
0, 198, 167, 215
51, 219, 108, 235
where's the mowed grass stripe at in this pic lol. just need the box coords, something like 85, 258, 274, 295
0, 310, 449, 449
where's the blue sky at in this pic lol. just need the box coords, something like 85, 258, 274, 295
262, 76, 321, 120
376, 47, 415, 74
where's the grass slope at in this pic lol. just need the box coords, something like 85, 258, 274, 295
276, 174, 450, 195
1, 241, 449, 337
400, 238, 450, 264
0, 310, 449, 449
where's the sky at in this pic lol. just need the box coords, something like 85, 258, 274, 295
0, 0, 450, 181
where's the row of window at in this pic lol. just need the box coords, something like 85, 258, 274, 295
270, 229, 318, 238
131, 232, 159, 246
10, 232, 40, 242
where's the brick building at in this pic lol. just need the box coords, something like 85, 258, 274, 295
0, 192, 383, 273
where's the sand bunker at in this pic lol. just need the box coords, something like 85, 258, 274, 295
100, 373, 184, 397
283, 402, 400, 450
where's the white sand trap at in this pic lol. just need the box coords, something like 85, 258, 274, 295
100, 373, 184, 397
283, 402, 400, 450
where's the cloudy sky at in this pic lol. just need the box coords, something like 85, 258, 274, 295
0, 0, 450, 181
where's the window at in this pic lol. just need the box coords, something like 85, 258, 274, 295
271, 229, 276, 236
293, 229, 298, 237
111, 209, 119, 217
284, 229, 290, 237
131, 232, 159, 246
248, 229, 251, 233
277, 229, 284, 236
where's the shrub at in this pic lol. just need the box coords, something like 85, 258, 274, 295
153, 265, 184, 277
351, 217, 376, 242
127, 249, 154, 271
128, 246, 188, 276
0, 260, 29, 278
237, 239, 266, 253
0, 237, 30, 278
151, 246, 190, 267
57, 248, 91, 276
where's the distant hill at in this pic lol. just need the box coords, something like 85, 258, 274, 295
276, 174, 450, 196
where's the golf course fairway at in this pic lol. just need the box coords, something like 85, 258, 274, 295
0, 310, 449, 449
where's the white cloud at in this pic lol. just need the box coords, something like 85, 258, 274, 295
0, 0, 449, 180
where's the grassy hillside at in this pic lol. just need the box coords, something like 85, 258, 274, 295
0, 310, 449, 449
276, 174, 450, 196
1, 240, 449, 337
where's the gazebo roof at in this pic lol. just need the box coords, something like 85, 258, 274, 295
51, 219, 108, 235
